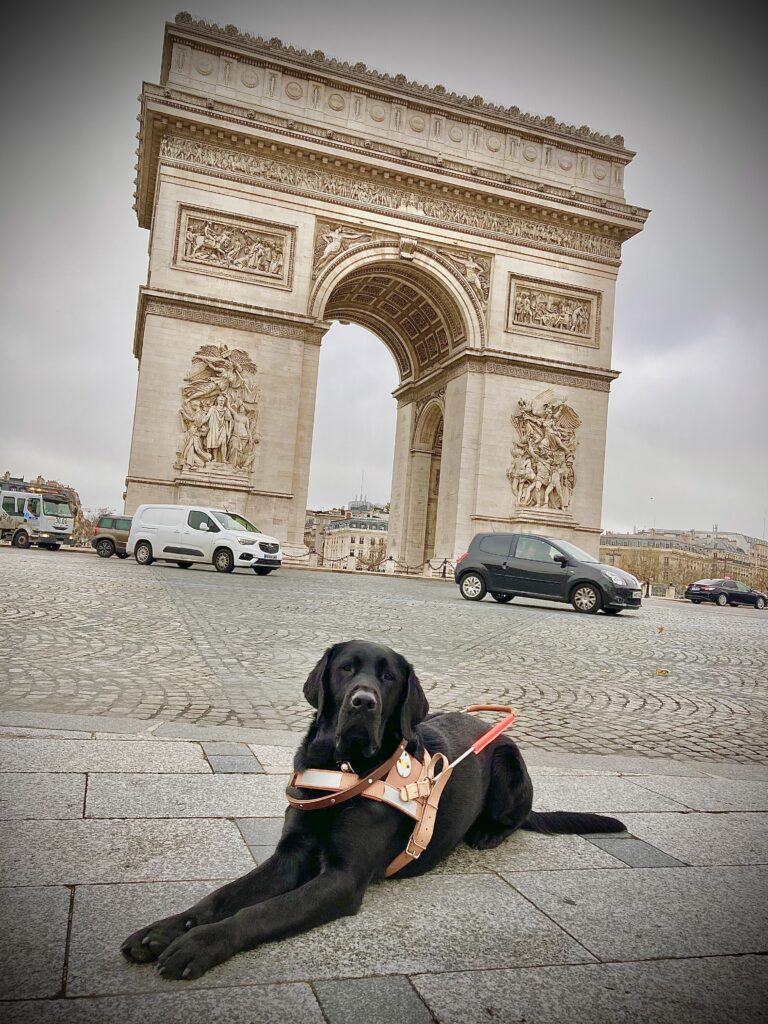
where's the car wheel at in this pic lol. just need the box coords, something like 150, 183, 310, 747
95, 538, 115, 558
253, 567, 273, 575
134, 541, 154, 566
49, 544, 61, 550
716, 593, 728, 606
176, 561, 193, 569
571, 583, 601, 614
491, 593, 514, 603
459, 573, 486, 601
691, 599, 701, 604
756, 597, 766, 610
603, 608, 622, 615
12, 530, 30, 549
213, 548, 235, 573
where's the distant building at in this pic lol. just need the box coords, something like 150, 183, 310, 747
322, 517, 389, 568
600, 529, 768, 591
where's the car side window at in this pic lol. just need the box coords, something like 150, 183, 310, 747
100, 518, 114, 529
188, 510, 219, 532
734, 582, 749, 592
116, 518, 132, 531
478, 535, 512, 557
515, 537, 562, 563
1, 497, 15, 515
720, 580, 737, 590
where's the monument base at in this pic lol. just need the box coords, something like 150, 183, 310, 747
174, 462, 252, 493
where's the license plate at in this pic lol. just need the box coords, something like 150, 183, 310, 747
264, 553, 279, 560
632, 590, 642, 598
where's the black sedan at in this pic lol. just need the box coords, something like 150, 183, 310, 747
685, 578, 766, 609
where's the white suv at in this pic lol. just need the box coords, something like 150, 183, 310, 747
127, 505, 282, 575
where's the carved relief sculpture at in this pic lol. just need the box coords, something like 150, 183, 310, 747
175, 206, 294, 288
506, 277, 599, 346
175, 344, 261, 475
437, 248, 492, 304
507, 393, 581, 511
312, 220, 372, 276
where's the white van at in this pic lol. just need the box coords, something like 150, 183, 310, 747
126, 505, 282, 575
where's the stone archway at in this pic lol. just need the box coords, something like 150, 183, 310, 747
124, 15, 647, 558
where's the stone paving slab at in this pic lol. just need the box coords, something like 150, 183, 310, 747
249, 743, 297, 773
531, 775, 686, 812
313, 976, 432, 1024
206, 754, 264, 774
154, 722, 300, 745
621, 811, 768, 866
628, 774, 768, 810
0, 773, 85, 819
0, 740, 210, 773
503, 866, 768, 960
236, 817, 284, 846
85, 773, 288, 818
523, 751, 711, 776
433, 831, 626, 874
582, 832, 685, 868
0, 726, 92, 739
3, 983, 325, 1023
0, 886, 70, 1000
1, 819, 255, 886
0, 712, 156, 734
66, 874, 594, 997
412, 954, 768, 1024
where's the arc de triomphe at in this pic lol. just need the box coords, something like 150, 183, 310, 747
125, 13, 648, 561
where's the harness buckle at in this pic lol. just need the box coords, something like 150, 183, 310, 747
406, 834, 429, 860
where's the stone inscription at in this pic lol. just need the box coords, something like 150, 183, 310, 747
175, 207, 294, 288
175, 344, 261, 475
506, 277, 599, 346
507, 394, 581, 511
162, 137, 622, 263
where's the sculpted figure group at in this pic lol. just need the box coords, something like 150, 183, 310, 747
513, 287, 591, 336
184, 217, 285, 277
507, 396, 581, 512
176, 345, 260, 475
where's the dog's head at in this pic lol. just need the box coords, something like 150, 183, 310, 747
302, 640, 429, 765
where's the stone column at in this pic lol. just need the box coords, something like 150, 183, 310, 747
387, 400, 415, 562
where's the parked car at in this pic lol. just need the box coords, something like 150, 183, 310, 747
454, 532, 642, 614
126, 504, 282, 574
685, 578, 766, 609
91, 515, 132, 559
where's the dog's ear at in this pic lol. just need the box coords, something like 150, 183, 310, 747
303, 645, 336, 718
399, 658, 429, 741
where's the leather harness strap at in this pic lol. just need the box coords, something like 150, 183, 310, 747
286, 741, 406, 811
285, 705, 516, 876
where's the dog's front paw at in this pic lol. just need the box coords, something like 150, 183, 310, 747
121, 913, 193, 963
156, 923, 232, 980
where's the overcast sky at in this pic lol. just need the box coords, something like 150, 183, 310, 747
1, 0, 766, 537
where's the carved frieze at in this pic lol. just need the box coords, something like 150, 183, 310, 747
506, 276, 600, 347
174, 206, 295, 288
161, 137, 622, 264
175, 344, 261, 477
507, 393, 581, 512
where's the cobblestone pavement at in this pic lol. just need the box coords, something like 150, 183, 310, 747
2, 548, 767, 762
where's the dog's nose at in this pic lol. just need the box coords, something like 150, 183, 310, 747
350, 689, 378, 712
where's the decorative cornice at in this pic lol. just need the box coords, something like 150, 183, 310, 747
160, 135, 623, 264
173, 13, 628, 151
141, 85, 649, 225
125, 473, 294, 500
395, 349, 618, 402
133, 288, 324, 358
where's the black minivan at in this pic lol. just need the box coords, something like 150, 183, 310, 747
454, 532, 642, 614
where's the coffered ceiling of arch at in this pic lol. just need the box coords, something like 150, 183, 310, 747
323, 264, 467, 379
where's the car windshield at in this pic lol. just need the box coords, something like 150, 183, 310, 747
212, 511, 261, 533
555, 539, 598, 563
43, 499, 71, 517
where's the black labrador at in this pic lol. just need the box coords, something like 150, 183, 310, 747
122, 640, 624, 979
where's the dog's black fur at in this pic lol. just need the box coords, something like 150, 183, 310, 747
121, 641, 624, 979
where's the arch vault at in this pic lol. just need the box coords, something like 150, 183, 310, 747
124, 14, 648, 559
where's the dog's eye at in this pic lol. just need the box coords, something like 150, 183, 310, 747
339, 664, 354, 674
381, 670, 393, 682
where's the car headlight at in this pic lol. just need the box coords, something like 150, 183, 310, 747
602, 570, 627, 586
238, 538, 256, 546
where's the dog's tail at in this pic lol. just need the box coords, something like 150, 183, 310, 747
521, 810, 625, 834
